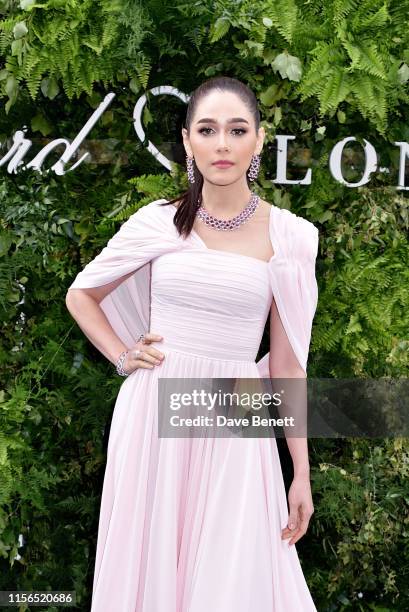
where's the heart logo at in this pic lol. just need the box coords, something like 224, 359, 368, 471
133, 85, 190, 171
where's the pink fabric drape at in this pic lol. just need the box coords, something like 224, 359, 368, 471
68, 198, 319, 375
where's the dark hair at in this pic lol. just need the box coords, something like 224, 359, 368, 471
159, 76, 261, 238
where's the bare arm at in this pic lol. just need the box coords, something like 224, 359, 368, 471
269, 297, 315, 545
65, 271, 166, 375
269, 297, 310, 478
65, 272, 135, 365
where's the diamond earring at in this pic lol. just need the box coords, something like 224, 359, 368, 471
248, 154, 261, 182
186, 155, 195, 184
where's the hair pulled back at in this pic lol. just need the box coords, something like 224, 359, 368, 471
159, 76, 260, 237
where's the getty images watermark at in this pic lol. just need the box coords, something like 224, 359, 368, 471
156, 378, 409, 438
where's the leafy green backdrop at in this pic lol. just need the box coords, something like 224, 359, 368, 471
0, 1, 408, 610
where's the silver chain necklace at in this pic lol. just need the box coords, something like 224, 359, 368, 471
196, 192, 260, 231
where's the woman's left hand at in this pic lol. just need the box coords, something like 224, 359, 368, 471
281, 474, 314, 546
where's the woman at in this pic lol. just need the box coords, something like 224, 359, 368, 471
66, 76, 319, 611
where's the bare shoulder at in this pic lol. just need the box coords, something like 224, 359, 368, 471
260, 198, 317, 233
256, 198, 274, 219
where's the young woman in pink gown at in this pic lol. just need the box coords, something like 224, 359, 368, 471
66, 76, 319, 611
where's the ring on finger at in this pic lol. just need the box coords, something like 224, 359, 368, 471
132, 349, 143, 360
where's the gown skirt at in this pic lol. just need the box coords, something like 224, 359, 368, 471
89, 247, 318, 611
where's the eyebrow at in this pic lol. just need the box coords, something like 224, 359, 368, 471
196, 117, 249, 125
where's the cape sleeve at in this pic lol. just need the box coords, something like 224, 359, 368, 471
256, 211, 319, 377
67, 199, 183, 349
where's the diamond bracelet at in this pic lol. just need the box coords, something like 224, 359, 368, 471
116, 350, 129, 377
115, 333, 146, 377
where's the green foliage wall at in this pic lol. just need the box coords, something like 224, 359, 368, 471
0, 1, 408, 610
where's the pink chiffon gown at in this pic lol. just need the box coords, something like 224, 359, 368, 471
68, 199, 319, 611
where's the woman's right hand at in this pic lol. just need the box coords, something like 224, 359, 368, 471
123, 332, 165, 374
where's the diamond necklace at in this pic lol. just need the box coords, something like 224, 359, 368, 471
196, 192, 260, 231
